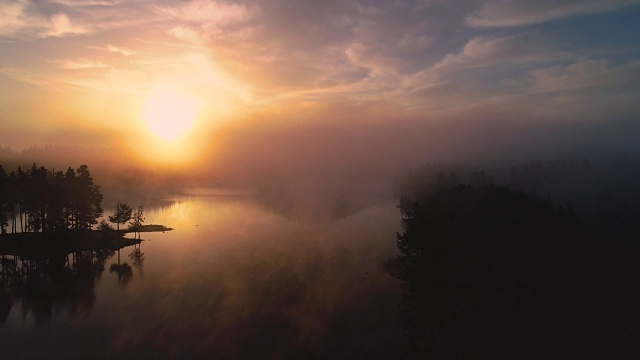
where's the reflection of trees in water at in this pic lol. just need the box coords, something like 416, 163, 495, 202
109, 263, 133, 286
0, 242, 146, 323
110, 249, 133, 286
0, 255, 18, 322
0, 250, 114, 323
128, 243, 145, 275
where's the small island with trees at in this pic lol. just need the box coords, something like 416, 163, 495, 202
0, 163, 172, 258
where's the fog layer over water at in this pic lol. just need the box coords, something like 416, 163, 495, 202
0, 194, 403, 358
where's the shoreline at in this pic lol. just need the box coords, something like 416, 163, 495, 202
0, 224, 172, 259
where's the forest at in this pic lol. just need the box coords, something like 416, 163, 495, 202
390, 162, 640, 358
0, 164, 103, 235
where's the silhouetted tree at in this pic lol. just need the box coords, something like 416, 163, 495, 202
63, 167, 77, 229
97, 220, 113, 231
45, 169, 69, 232
16, 166, 26, 233
109, 201, 132, 235
73, 165, 103, 230
24, 163, 48, 233
0, 165, 7, 234
0, 163, 105, 235
0, 213, 7, 234
391, 181, 579, 358
128, 205, 144, 239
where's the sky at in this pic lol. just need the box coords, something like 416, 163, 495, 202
1, 0, 640, 173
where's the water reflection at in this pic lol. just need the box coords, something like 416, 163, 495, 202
110, 250, 134, 286
0, 250, 116, 323
0, 196, 403, 358
0, 240, 148, 323
128, 243, 145, 275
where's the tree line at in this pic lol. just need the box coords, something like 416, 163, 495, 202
390, 169, 640, 358
0, 163, 144, 237
0, 163, 103, 234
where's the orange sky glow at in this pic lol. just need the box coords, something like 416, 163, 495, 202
1, 1, 639, 173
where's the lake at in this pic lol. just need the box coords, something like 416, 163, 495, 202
0, 194, 405, 358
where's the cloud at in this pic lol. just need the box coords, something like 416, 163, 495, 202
160, 1, 249, 28
403, 32, 574, 92
436, 32, 571, 72
0, 2, 88, 39
49, 59, 109, 70
467, 0, 640, 28
154, 1, 363, 95
527, 59, 640, 93
0, 0, 157, 40
61, 67, 149, 92
0, 67, 50, 87
0, 1, 28, 37
156, 0, 446, 103
405, 59, 640, 121
41, 13, 88, 37
168, 26, 202, 43
51, 0, 121, 5
87, 44, 137, 56
345, 26, 433, 75
2, 0, 640, 141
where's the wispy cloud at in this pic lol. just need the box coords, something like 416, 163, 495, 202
0, 67, 50, 87
433, 32, 572, 72
467, 0, 640, 28
41, 13, 88, 37
48, 59, 109, 69
403, 32, 575, 92
87, 44, 137, 56
167, 26, 202, 43
160, 0, 249, 25
0, 1, 29, 37
527, 59, 640, 93
51, 0, 121, 6
0, 1, 94, 39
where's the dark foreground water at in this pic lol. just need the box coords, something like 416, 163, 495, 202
0, 195, 404, 359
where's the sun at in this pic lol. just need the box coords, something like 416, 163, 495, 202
142, 88, 200, 141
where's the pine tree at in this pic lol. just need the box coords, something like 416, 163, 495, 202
129, 206, 145, 239
109, 201, 132, 235
74, 165, 103, 230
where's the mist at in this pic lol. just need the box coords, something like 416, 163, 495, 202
3, 0, 640, 357
2, 111, 639, 224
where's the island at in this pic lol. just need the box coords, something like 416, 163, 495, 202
0, 163, 172, 259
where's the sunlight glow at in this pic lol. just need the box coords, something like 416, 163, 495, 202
142, 89, 200, 141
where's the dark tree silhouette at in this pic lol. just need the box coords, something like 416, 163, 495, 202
108, 201, 132, 235
128, 205, 144, 239
391, 182, 575, 358
0, 163, 104, 236
390, 169, 640, 358
97, 219, 113, 231
0, 165, 7, 234
73, 165, 104, 230
16, 166, 26, 233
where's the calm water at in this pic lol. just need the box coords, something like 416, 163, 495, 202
0, 194, 404, 358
